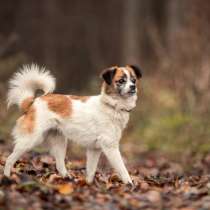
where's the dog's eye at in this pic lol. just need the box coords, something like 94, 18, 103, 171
118, 79, 126, 84
131, 78, 136, 83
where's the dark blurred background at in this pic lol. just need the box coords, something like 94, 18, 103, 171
0, 0, 210, 160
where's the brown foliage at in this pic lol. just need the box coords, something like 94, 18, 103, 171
1, 149, 210, 210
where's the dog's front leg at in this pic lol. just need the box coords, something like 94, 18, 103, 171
86, 148, 101, 184
101, 145, 132, 184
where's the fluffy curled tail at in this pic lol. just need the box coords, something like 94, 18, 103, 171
7, 64, 56, 112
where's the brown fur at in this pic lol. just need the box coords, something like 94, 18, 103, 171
18, 106, 36, 133
69, 95, 90, 102
21, 97, 34, 113
41, 94, 71, 117
102, 68, 125, 95
113, 67, 126, 82
102, 82, 116, 95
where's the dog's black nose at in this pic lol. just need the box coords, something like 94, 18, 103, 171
130, 85, 136, 90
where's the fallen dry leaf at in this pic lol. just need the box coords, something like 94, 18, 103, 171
1, 148, 210, 210
57, 183, 74, 195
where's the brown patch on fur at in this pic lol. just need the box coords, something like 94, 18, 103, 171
18, 106, 36, 133
113, 68, 125, 82
41, 94, 71, 117
21, 97, 34, 113
102, 82, 116, 95
69, 95, 90, 102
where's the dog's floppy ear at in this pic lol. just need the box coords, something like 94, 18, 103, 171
129, 65, 142, 79
100, 67, 117, 85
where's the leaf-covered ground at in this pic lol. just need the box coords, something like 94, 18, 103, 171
1, 143, 210, 210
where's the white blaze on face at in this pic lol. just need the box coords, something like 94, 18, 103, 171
120, 68, 133, 95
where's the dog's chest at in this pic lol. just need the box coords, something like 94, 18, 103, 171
61, 96, 129, 146
109, 111, 129, 130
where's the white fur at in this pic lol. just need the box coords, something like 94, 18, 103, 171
122, 68, 132, 95
4, 65, 138, 184
7, 64, 55, 108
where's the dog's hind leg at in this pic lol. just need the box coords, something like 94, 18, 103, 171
46, 130, 68, 177
4, 134, 44, 177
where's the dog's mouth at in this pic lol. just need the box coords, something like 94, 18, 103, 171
127, 90, 136, 95
117, 87, 136, 97
119, 91, 136, 97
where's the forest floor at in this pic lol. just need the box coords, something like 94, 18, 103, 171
1, 142, 210, 210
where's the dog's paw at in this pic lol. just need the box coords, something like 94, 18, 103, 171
64, 174, 74, 182
58, 169, 69, 178
59, 172, 74, 182
3, 168, 11, 177
62, 172, 72, 179
86, 176, 94, 185
126, 181, 134, 187
122, 177, 133, 185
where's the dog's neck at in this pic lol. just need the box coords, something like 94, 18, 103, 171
100, 91, 137, 113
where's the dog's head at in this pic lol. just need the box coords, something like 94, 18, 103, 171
101, 65, 142, 97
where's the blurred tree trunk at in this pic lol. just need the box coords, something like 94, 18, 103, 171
43, 0, 57, 69
123, 0, 140, 64
15, 0, 45, 62
166, 0, 183, 52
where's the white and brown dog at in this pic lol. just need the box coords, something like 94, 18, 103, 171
4, 64, 142, 184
